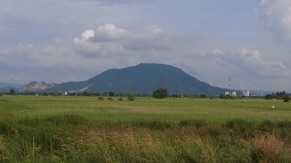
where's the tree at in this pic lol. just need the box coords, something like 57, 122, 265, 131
109, 92, 115, 97
265, 91, 289, 100
153, 88, 168, 99
200, 94, 206, 98
10, 88, 15, 95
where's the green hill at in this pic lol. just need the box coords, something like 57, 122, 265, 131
46, 63, 226, 95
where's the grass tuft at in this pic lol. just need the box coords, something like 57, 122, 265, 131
249, 133, 284, 163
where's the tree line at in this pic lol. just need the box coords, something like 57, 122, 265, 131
265, 91, 290, 102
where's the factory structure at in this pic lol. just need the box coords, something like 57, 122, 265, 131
225, 89, 250, 97
224, 77, 250, 97
225, 91, 237, 96
242, 89, 250, 97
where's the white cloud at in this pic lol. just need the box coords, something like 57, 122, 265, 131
93, 24, 131, 42
77, 30, 95, 42
202, 48, 290, 78
73, 23, 173, 58
236, 48, 289, 77
257, 0, 291, 41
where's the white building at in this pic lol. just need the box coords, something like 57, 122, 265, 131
242, 90, 250, 97
225, 91, 237, 96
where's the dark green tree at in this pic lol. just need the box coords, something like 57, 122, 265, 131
200, 94, 206, 98
153, 88, 168, 99
109, 92, 115, 97
9, 88, 15, 95
265, 91, 289, 100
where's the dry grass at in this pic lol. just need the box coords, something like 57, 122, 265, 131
48, 123, 291, 162
248, 133, 285, 163
0, 119, 290, 162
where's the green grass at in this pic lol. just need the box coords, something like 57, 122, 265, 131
0, 95, 290, 162
1, 95, 290, 122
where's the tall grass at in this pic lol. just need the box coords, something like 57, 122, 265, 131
0, 117, 290, 162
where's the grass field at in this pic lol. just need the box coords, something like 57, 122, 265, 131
0, 95, 291, 162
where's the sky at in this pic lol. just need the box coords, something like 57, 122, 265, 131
0, 0, 291, 92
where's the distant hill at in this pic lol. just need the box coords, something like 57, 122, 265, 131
46, 63, 227, 96
19, 82, 57, 92
0, 82, 22, 93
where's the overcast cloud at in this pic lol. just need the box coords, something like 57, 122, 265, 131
0, 0, 291, 92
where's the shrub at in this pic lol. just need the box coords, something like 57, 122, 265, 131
283, 96, 290, 102
127, 93, 135, 101
98, 96, 104, 100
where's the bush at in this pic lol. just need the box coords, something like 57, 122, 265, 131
127, 93, 135, 101
283, 97, 290, 102
98, 96, 104, 100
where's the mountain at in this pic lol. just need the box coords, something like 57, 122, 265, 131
46, 63, 227, 95
19, 82, 57, 92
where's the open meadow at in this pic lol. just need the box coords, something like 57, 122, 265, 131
0, 95, 291, 162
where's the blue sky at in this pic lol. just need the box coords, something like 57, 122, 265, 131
0, 0, 291, 92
